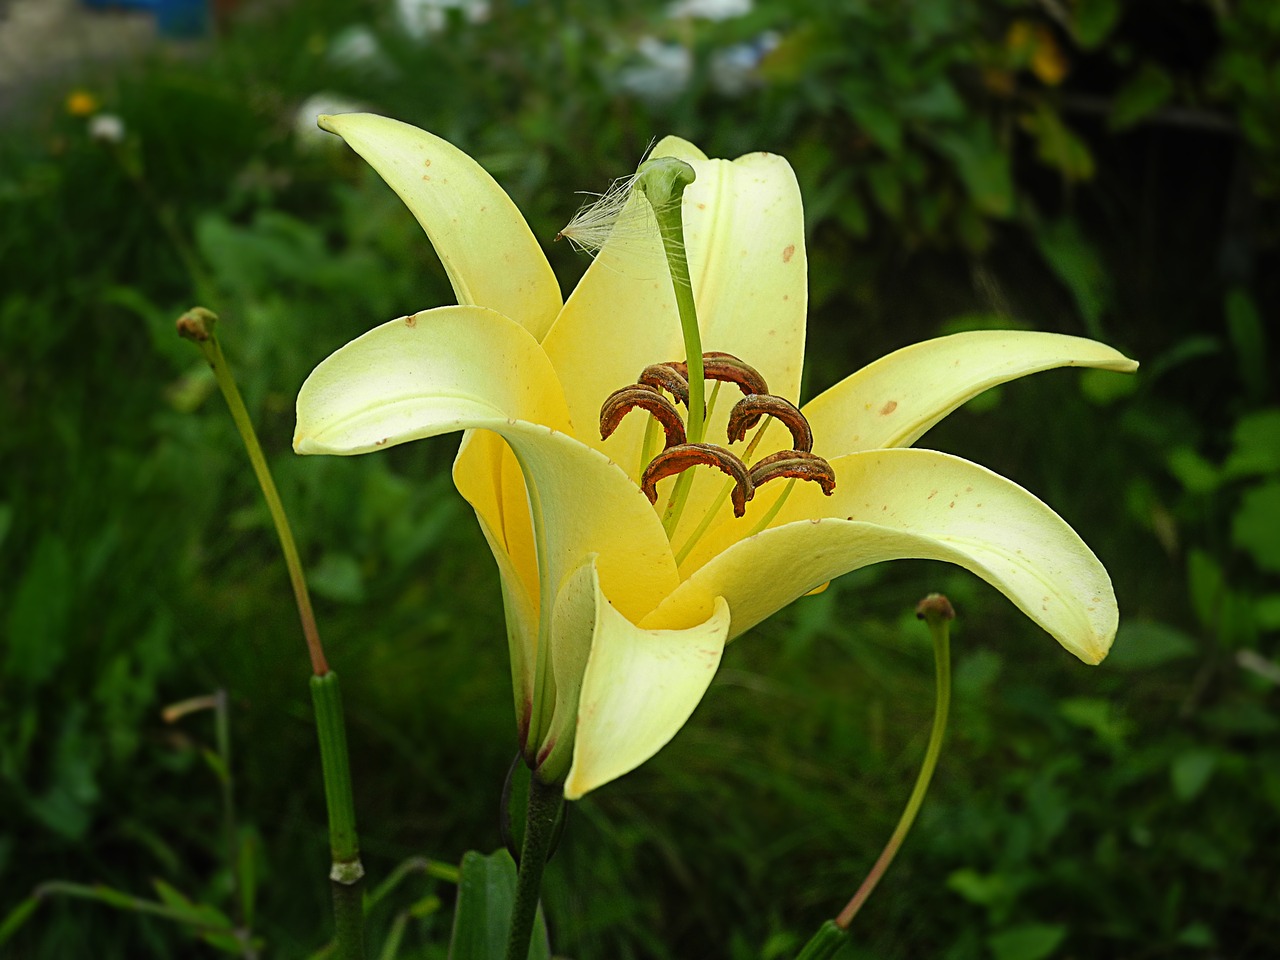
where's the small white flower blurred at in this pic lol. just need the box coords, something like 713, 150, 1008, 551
327, 25, 394, 77
293, 93, 368, 151
616, 36, 692, 103
667, 0, 752, 21
88, 113, 126, 144
395, 0, 491, 40
709, 30, 779, 96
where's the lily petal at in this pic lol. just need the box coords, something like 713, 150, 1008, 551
560, 559, 731, 799
295, 304, 682, 625
541, 148, 807, 476
318, 113, 562, 339
802, 331, 1139, 459
646, 449, 1118, 664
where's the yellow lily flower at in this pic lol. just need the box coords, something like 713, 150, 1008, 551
294, 114, 1138, 800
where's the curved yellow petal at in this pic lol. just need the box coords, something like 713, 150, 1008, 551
802, 331, 1139, 458
651, 135, 709, 164
561, 565, 730, 799
294, 304, 681, 625
294, 305, 573, 453
645, 449, 1118, 665
318, 113, 562, 339
541, 148, 807, 482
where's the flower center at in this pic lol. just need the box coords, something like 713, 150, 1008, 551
599, 351, 835, 559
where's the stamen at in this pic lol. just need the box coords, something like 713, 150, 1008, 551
727, 395, 813, 452
638, 363, 691, 408
669, 352, 769, 402
642, 443, 754, 518
749, 450, 836, 496
600, 385, 687, 450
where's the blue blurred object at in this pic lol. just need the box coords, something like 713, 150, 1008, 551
155, 0, 209, 38
79, 0, 209, 39
80, 0, 154, 7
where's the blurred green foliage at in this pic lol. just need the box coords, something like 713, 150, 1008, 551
1, 0, 1278, 957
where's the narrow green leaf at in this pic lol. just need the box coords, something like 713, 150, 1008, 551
1106, 621, 1198, 670
447, 850, 549, 960
5, 534, 73, 687
794, 920, 848, 959
989, 923, 1067, 960
200, 747, 231, 786
238, 830, 258, 929
1232, 482, 1280, 572
1171, 750, 1217, 801
0, 897, 40, 945
1225, 289, 1268, 401
1110, 63, 1175, 130
1074, 0, 1120, 48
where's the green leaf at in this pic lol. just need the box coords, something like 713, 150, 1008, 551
1255, 594, 1280, 630
846, 97, 903, 154
1021, 104, 1095, 181
238, 830, 258, 929
935, 127, 1014, 218
988, 923, 1067, 960
5, 534, 73, 687
1222, 409, 1280, 479
1074, 0, 1121, 48
1186, 549, 1224, 633
1225, 288, 1268, 401
447, 850, 549, 960
1033, 218, 1109, 336
866, 163, 903, 218
1165, 447, 1221, 495
1059, 697, 1131, 749
201, 747, 231, 786
1232, 481, 1280, 572
308, 551, 366, 603
1079, 367, 1137, 405
0, 897, 40, 946
1106, 621, 1198, 670
1171, 750, 1217, 801
1110, 63, 1175, 130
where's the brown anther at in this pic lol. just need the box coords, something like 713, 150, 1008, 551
667, 351, 769, 408
749, 450, 836, 496
638, 363, 691, 408
641, 443, 754, 518
726, 394, 813, 452
600, 385, 687, 450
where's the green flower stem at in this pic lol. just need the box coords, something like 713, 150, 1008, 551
330, 877, 366, 960
794, 920, 848, 960
212, 689, 242, 925
504, 775, 564, 960
311, 668, 365, 960
177, 308, 329, 677
834, 594, 954, 930
311, 672, 360, 866
178, 308, 364, 959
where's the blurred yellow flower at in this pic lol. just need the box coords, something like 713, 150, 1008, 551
65, 90, 100, 117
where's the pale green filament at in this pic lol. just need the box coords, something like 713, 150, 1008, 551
661, 381, 722, 538
638, 413, 661, 480
746, 479, 797, 538
674, 411, 770, 566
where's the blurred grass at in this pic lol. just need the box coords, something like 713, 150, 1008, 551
2, 0, 1279, 957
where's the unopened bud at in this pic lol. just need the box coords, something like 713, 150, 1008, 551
915, 593, 956, 623
176, 307, 218, 343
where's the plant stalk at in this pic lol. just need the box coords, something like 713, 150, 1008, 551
834, 594, 954, 929
504, 774, 563, 960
